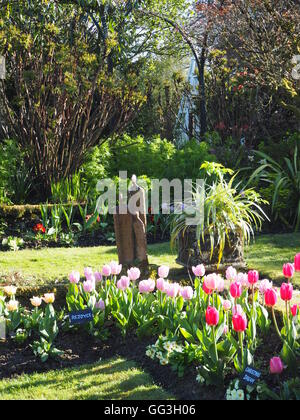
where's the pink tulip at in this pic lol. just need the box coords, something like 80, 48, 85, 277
117, 276, 130, 291
237, 272, 250, 288
95, 299, 105, 311
226, 266, 237, 281
202, 281, 213, 295
69, 271, 80, 284
156, 278, 167, 292
223, 300, 232, 311
204, 273, 219, 291
102, 265, 112, 277
205, 306, 219, 326
223, 325, 229, 335
180, 286, 194, 300
84, 267, 94, 281
110, 261, 122, 276
294, 253, 300, 272
283, 263, 295, 279
270, 357, 284, 374
248, 270, 259, 285
217, 276, 225, 292
259, 279, 273, 295
94, 272, 102, 283
139, 279, 155, 294
232, 313, 248, 332
280, 283, 293, 302
291, 304, 298, 317
83, 280, 94, 293
127, 267, 141, 282
230, 281, 242, 299
158, 265, 169, 279
264, 288, 277, 307
166, 283, 180, 298
192, 264, 205, 277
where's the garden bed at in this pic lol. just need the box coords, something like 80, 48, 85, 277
0, 325, 288, 401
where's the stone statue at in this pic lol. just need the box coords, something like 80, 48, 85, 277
113, 175, 148, 267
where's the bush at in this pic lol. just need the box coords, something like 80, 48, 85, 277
0, 139, 32, 204
101, 134, 215, 181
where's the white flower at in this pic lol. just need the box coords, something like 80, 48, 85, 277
237, 389, 245, 400
231, 389, 238, 400
160, 358, 169, 366
196, 374, 205, 384
163, 341, 174, 352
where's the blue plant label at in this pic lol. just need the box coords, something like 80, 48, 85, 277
69, 309, 93, 325
241, 366, 262, 386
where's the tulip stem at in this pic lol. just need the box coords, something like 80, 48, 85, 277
239, 332, 244, 366
272, 308, 284, 342
285, 301, 290, 332
212, 326, 218, 362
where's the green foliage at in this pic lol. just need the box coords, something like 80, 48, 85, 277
248, 144, 300, 231
171, 162, 268, 266
51, 172, 90, 204
104, 134, 215, 181
0, 139, 31, 204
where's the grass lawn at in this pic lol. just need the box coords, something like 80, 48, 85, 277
245, 232, 300, 286
0, 357, 173, 400
0, 242, 180, 286
0, 233, 300, 289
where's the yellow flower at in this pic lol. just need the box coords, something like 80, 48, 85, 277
43, 293, 55, 304
3, 286, 17, 297
6, 300, 19, 312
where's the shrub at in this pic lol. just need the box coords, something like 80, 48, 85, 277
94, 134, 215, 182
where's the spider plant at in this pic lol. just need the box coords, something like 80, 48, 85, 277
247, 146, 300, 231
170, 162, 268, 266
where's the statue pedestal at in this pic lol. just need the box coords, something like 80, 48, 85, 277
113, 184, 148, 267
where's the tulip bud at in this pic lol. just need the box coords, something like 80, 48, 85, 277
232, 314, 248, 332
264, 288, 277, 307
270, 357, 284, 374
248, 270, 259, 285
280, 283, 293, 302
158, 265, 169, 279
192, 264, 205, 277
291, 304, 298, 317
230, 281, 242, 299
294, 254, 300, 272
283, 263, 295, 279
205, 306, 219, 326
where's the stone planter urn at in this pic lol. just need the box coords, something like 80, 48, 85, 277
176, 227, 246, 273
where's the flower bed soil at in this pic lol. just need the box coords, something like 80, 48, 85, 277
0, 325, 289, 400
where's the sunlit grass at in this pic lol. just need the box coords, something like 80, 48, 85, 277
0, 357, 173, 400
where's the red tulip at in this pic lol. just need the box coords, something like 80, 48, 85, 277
205, 306, 219, 326
291, 304, 298, 317
270, 357, 284, 374
230, 281, 242, 299
294, 254, 300, 272
283, 263, 295, 279
280, 283, 293, 302
248, 270, 259, 285
232, 314, 248, 332
264, 288, 277, 307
